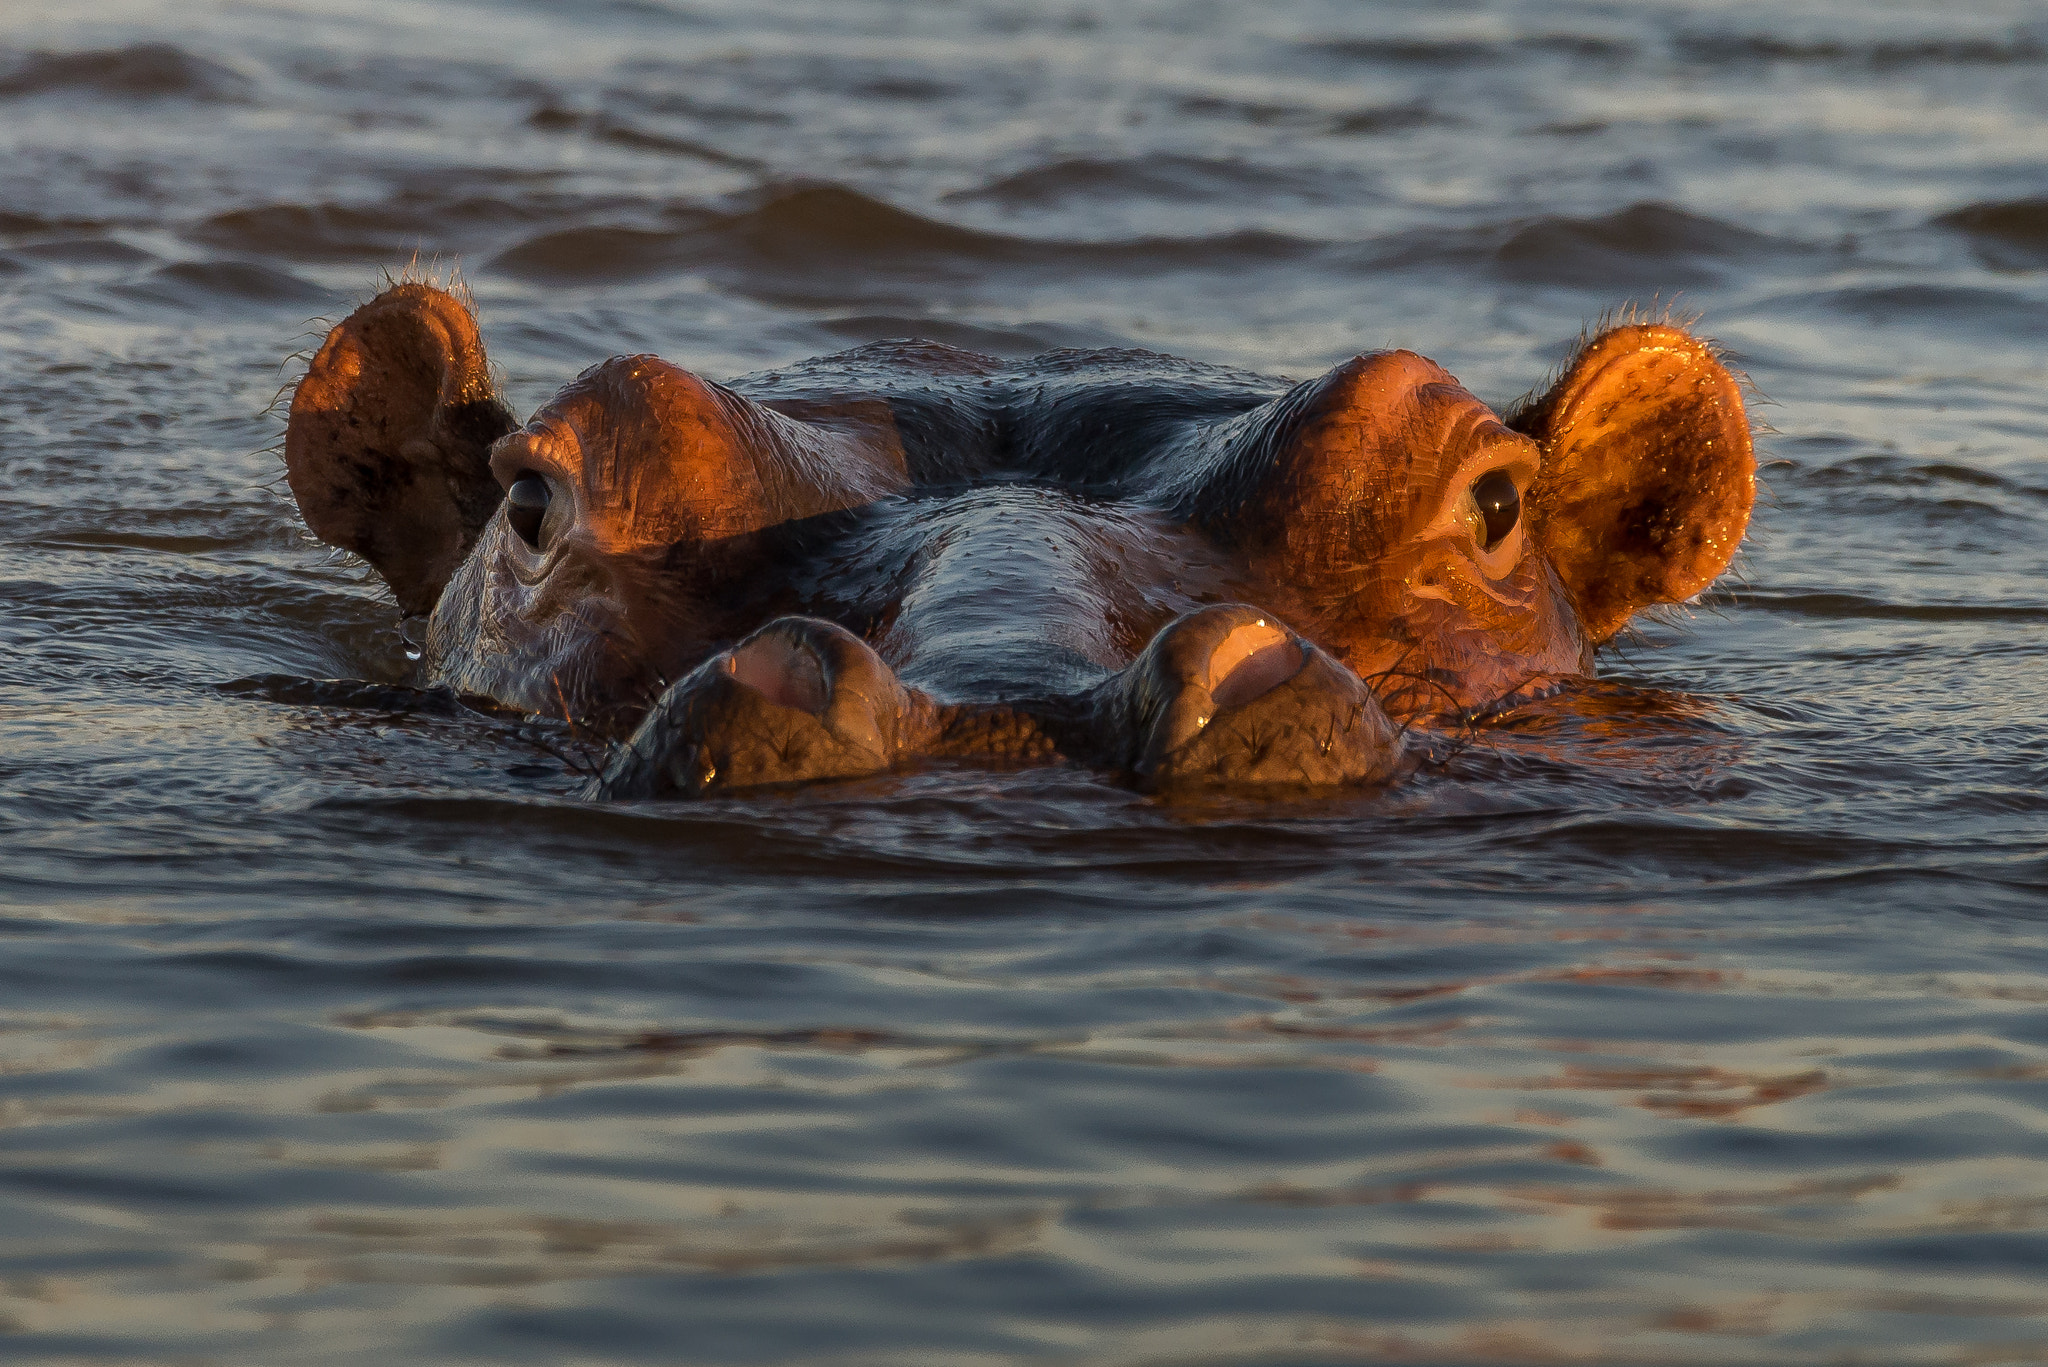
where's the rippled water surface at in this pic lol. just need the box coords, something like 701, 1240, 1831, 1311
4, 1, 2048, 1362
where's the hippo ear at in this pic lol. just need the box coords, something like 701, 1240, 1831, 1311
284, 283, 517, 616
1509, 322, 1755, 645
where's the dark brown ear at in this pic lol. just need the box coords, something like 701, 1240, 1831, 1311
284, 283, 517, 616
1510, 322, 1755, 644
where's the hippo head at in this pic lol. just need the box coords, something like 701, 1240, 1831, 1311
284, 283, 1753, 795
286, 285, 906, 727
1188, 334, 1753, 718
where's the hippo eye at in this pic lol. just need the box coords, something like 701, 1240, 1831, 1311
506, 473, 551, 550
1469, 469, 1521, 552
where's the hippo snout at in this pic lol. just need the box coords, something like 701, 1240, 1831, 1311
1096, 605, 1409, 792
585, 618, 935, 799
587, 605, 1409, 798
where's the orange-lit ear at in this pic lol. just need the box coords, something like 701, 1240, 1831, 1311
1510, 322, 1755, 644
284, 283, 516, 616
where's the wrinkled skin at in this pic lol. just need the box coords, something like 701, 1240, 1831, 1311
284, 282, 1754, 797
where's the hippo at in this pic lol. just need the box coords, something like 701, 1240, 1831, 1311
283, 281, 1754, 798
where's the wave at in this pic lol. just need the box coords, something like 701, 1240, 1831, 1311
109, 260, 335, 312
456, 189, 1802, 301
1797, 454, 2045, 498
282, 50, 525, 102
1935, 196, 2048, 270
817, 315, 1124, 357
1768, 452, 2044, 530
1489, 202, 1792, 286
713, 184, 1060, 267
1709, 590, 2048, 623
1171, 92, 1444, 134
945, 155, 1342, 209
186, 186, 617, 262
1362, 202, 1795, 288
526, 105, 760, 168
488, 184, 1319, 289
9, 237, 156, 268
0, 209, 112, 239
193, 201, 487, 262
1304, 32, 1639, 64
1327, 101, 1441, 135
1755, 283, 2048, 336
1676, 29, 2046, 67
0, 43, 254, 101
188, 186, 1803, 304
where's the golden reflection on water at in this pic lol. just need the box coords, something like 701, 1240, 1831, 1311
5, 898, 2046, 1362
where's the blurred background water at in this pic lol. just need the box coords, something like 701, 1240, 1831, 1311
2, 1, 2048, 1363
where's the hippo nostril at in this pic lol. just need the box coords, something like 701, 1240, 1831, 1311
506, 472, 550, 550
1207, 621, 1304, 710
1128, 607, 1403, 792
727, 633, 829, 715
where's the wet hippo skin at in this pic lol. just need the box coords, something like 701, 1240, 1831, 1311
284, 282, 1755, 797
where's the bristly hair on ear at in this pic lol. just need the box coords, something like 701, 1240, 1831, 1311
259, 256, 484, 596
261, 252, 489, 470
388, 251, 470, 307
279, 262, 519, 616
1500, 296, 1711, 430
1497, 309, 1765, 645
1571, 308, 1781, 656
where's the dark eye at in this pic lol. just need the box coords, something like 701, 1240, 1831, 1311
506, 473, 551, 550
1470, 469, 1520, 552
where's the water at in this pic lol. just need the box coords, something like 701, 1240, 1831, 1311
3, 0, 2048, 1362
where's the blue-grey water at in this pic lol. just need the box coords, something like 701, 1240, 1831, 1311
3, 1, 2048, 1363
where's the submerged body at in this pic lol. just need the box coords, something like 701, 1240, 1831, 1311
285, 283, 1755, 796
